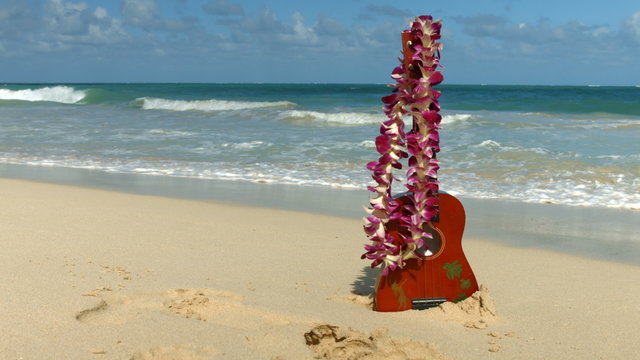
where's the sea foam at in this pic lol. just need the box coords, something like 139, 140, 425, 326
0, 86, 86, 104
138, 97, 296, 112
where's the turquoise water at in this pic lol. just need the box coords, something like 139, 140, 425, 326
1, 83, 638, 209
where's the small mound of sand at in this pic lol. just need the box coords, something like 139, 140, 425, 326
437, 285, 496, 328
304, 324, 451, 360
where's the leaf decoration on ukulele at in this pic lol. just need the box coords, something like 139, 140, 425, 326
460, 278, 471, 290
443, 260, 463, 280
453, 292, 468, 303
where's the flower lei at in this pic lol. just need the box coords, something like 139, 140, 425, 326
362, 16, 444, 275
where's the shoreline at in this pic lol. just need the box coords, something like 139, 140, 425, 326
1, 177, 639, 359
1, 163, 639, 265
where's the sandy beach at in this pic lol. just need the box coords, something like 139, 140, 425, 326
1, 177, 639, 359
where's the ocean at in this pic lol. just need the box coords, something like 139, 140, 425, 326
1, 83, 639, 211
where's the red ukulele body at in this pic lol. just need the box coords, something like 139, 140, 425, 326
375, 192, 478, 312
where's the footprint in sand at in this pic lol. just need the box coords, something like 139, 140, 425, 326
326, 291, 374, 310
129, 343, 218, 360
76, 288, 293, 330
304, 324, 452, 360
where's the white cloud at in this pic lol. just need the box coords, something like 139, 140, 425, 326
451, 14, 623, 61
226, 6, 397, 56
622, 11, 640, 43
281, 12, 319, 45
236, 7, 288, 36
121, 0, 159, 27
46, 0, 92, 36
0, 1, 396, 64
0, 0, 125, 57
43, 0, 127, 45
121, 0, 193, 31
94, 7, 108, 20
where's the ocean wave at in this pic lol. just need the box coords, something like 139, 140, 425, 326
277, 110, 384, 126
474, 139, 528, 151
475, 139, 521, 152
474, 140, 549, 154
220, 141, 270, 150
0, 86, 86, 104
137, 97, 296, 112
2, 154, 638, 209
441, 113, 477, 124
444, 175, 640, 210
276, 110, 477, 127
359, 140, 375, 148
0, 156, 363, 190
147, 129, 197, 137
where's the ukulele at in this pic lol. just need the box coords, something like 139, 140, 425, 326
374, 29, 479, 312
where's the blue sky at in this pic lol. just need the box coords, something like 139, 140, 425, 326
1, 0, 639, 85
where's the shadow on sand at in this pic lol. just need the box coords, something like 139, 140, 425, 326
351, 266, 379, 296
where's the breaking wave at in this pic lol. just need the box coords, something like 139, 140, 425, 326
0, 86, 86, 104
276, 110, 478, 127
441, 113, 477, 124
137, 97, 296, 112
276, 110, 383, 126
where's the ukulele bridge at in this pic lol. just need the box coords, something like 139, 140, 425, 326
411, 297, 447, 310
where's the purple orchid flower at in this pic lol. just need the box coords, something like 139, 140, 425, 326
362, 15, 445, 272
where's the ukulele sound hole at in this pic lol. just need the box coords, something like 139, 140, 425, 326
416, 225, 443, 258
